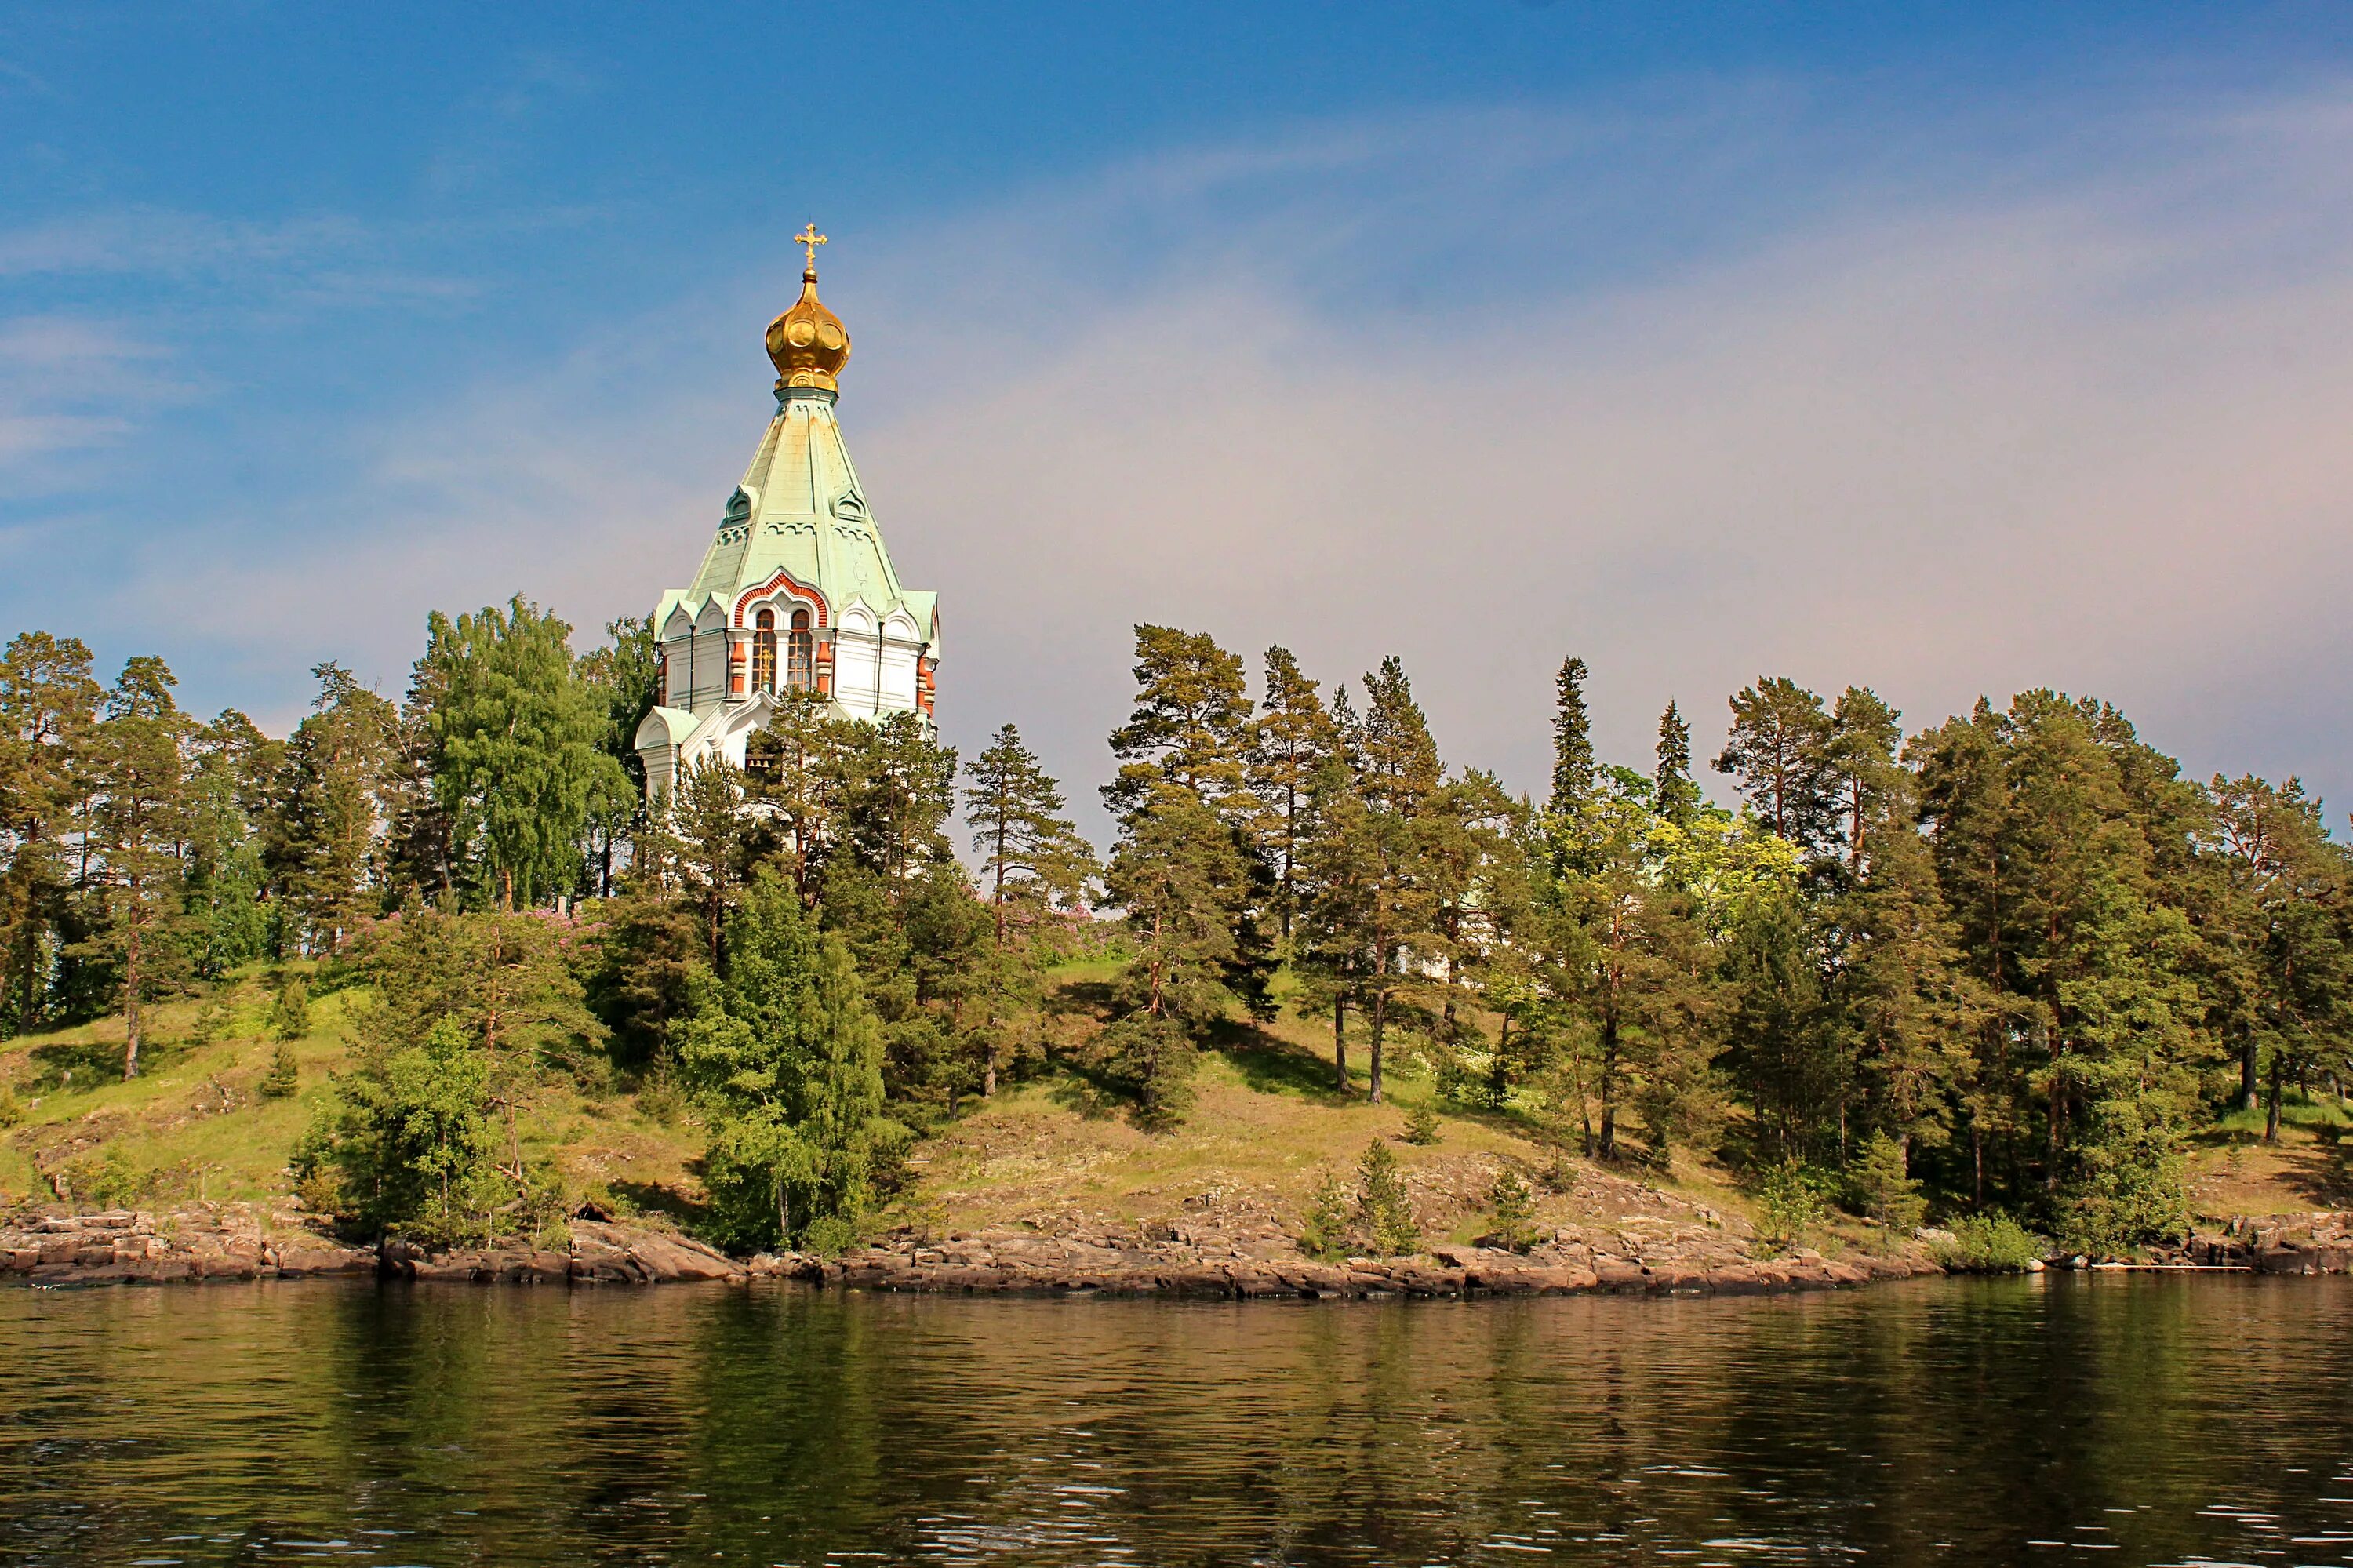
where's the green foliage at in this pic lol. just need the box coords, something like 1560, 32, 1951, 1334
2057, 1102, 2188, 1258
1297, 1169, 1351, 1261
1844, 1132, 1925, 1231
260, 1040, 300, 1099
268, 977, 311, 1040
0, 1080, 20, 1130
1486, 1168, 1540, 1252
965, 722, 1097, 940
680, 869, 901, 1252
423, 595, 630, 908
300, 1017, 503, 1239
187, 995, 233, 1047
262, 662, 394, 955
1933, 1213, 2049, 1272
60, 1144, 146, 1210
1750, 1159, 1830, 1254
1401, 1101, 1442, 1145
1355, 1138, 1420, 1256
1099, 1013, 1198, 1129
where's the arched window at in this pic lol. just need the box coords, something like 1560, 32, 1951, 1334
751, 608, 777, 693
787, 609, 815, 689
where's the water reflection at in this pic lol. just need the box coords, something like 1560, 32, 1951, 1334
5, 1275, 2353, 1564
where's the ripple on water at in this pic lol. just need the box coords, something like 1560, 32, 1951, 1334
5, 1276, 2353, 1564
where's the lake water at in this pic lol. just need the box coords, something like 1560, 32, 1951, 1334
4, 1275, 2351, 1566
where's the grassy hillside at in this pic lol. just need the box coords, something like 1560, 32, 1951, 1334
5, 965, 2345, 1246
0, 968, 705, 1217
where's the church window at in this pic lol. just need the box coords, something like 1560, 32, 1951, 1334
752, 608, 777, 693
788, 609, 815, 688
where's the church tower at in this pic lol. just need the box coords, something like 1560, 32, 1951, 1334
635, 227, 940, 798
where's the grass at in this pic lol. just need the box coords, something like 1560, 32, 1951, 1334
0, 966, 707, 1215
26, 960, 2324, 1259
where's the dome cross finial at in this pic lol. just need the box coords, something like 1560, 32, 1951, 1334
793, 222, 827, 275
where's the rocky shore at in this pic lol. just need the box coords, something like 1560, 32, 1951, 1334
12, 1202, 2353, 1296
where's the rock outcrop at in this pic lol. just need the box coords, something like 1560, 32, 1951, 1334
745, 1231, 1938, 1298
0, 1206, 749, 1287
0, 1203, 376, 1286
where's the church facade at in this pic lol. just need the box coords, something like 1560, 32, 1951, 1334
634, 229, 939, 798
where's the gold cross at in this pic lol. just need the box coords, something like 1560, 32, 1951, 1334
793, 222, 828, 271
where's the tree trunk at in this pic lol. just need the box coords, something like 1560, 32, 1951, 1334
1332, 994, 1348, 1093
121, 917, 142, 1081
1368, 991, 1386, 1105
1596, 1013, 1618, 1160
2265, 1057, 2285, 1143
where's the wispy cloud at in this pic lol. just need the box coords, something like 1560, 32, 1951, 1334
38, 73, 2353, 829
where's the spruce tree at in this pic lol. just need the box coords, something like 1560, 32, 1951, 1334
183, 709, 276, 979
264, 661, 395, 955
1653, 699, 1698, 828
1549, 656, 1595, 818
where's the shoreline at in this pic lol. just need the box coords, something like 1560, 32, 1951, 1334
11, 1201, 2348, 1297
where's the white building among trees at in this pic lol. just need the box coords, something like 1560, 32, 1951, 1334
634, 227, 940, 799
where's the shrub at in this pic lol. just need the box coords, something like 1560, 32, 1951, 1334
60, 1145, 145, 1210
0, 1082, 20, 1131
268, 978, 311, 1042
802, 1213, 863, 1258
1102, 1013, 1199, 1129
1845, 1132, 1926, 1231
1401, 1102, 1442, 1146
259, 1042, 300, 1099
1297, 1170, 1352, 1261
1751, 1159, 1830, 1254
1486, 1169, 1540, 1253
1933, 1213, 2049, 1272
1356, 1139, 1420, 1256
636, 1070, 685, 1127
188, 996, 233, 1048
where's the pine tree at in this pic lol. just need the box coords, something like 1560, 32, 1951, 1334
0, 633, 101, 1035
1249, 646, 1337, 938
1824, 686, 1902, 876
1715, 677, 1837, 850
963, 722, 1096, 948
1103, 624, 1257, 824
1295, 659, 1444, 1104
834, 710, 958, 906
746, 688, 852, 901
662, 754, 746, 965
2209, 774, 2353, 1139
1105, 791, 1251, 1031
80, 657, 196, 1079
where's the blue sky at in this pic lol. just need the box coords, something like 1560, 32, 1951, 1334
8, 4, 2353, 835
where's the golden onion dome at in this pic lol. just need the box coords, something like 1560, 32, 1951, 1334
766, 224, 850, 391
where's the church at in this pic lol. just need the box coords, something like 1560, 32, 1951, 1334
634, 227, 940, 798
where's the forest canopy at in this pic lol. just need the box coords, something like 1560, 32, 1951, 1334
2, 601, 2347, 1257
